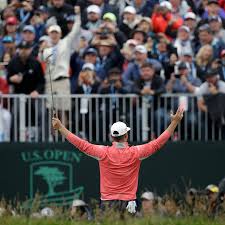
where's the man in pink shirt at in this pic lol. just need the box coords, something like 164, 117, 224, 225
52, 107, 184, 213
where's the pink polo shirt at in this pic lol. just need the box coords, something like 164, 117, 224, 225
66, 130, 171, 201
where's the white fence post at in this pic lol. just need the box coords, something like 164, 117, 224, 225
141, 96, 150, 142
19, 95, 26, 142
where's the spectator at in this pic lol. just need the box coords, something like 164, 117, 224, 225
7, 41, 45, 140
174, 26, 194, 57
151, 1, 183, 40
119, 6, 140, 39
85, 5, 101, 33
92, 35, 123, 80
137, 17, 153, 36
196, 24, 225, 58
218, 49, 225, 81
0, 63, 11, 142
21, 25, 38, 57
122, 45, 161, 86
1, 36, 16, 60
48, 0, 74, 37
140, 192, 155, 216
129, 0, 156, 16
202, 0, 225, 20
208, 16, 225, 43
131, 29, 147, 45
3, 16, 21, 45
170, 0, 191, 17
70, 199, 93, 221
196, 44, 214, 81
205, 184, 219, 216
42, 6, 81, 125
183, 12, 197, 40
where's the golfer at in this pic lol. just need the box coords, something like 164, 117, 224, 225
52, 106, 184, 213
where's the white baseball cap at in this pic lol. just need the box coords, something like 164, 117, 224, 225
82, 63, 95, 71
160, 1, 173, 11
48, 25, 62, 33
123, 6, 136, 14
40, 207, 54, 217
134, 45, 147, 54
178, 25, 190, 33
141, 192, 154, 201
87, 5, 101, 14
184, 12, 196, 20
111, 121, 130, 137
72, 199, 87, 207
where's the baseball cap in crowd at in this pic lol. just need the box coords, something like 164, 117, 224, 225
48, 25, 62, 33
198, 24, 211, 32
83, 47, 98, 57
178, 62, 188, 70
2, 35, 14, 43
208, 0, 219, 5
23, 25, 35, 33
66, 15, 75, 22
208, 15, 222, 23
87, 5, 101, 14
103, 12, 117, 23
178, 25, 190, 33
72, 199, 87, 207
39, 35, 51, 44
205, 184, 219, 193
160, 1, 173, 11
123, 6, 136, 14
205, 68, 219, 78
17, 41, 33, 49
139, 17, 151, 24
36, 5, 48, 13
184, 12, 197, 20
141, 192, 155, 201
134, 45, 147, 54
6, 16, 18, 25
82, 63, 95, 71
40, 207, 54, 217
111, 121, 131, 137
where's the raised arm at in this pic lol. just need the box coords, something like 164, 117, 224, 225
136, 107, 184, 160
52, 118, 106, 160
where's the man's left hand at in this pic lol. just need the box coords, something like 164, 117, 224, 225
30, 91, 39, 98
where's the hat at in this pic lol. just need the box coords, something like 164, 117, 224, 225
6, 16, 17, 25
160, 1, 173, 11
39, 35, 51, 43
179, 25, 190, 33
48, 25, 62, 33
208, 15, 222, 23
199, 24, 211, 32
72, 199, 87, 207
134, 45, 147, 54
98, 39, 116, 46
111, 121, 131, 137
2, 35, 14, 43
221, 49, 225, 57
205, 68, 218, 78
36, 5, 48, 13
205, 184, 219, 193
87, 5, 101, 14
40, 207, 54, 217
103, 12, 117, 23
82, 63, 95, 71
23, 25, 35, 33
188, 188, 198, 195
178, 62, 188, 70
66, 15, 75, 22
17, 41, 33, 49
83, 47, 98, 56
108, 67, 121, 75
123, 6, 136, 14
141, 192, 154, 201
184, 12, 196, 20
208, 0, 219, 5
139, 17, 151, 24
181, 49, 193, 57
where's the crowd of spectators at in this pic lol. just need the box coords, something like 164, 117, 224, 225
0, 0, 225, 141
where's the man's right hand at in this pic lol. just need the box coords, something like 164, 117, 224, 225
74, 6, 80, 14
10, 74, 23, 84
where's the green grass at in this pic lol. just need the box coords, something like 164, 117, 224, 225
1, 216, 225, 225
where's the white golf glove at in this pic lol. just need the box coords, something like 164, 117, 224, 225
126, 201, 137, 214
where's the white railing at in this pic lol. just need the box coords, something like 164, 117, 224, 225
0, 94, 224, 142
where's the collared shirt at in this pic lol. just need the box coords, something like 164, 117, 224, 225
66, 130, 171, 201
